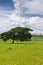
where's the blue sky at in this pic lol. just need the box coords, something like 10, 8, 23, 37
0, 0, 43, 34
0, 0, 15, 11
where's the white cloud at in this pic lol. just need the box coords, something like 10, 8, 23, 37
13, 0, 43, 15
9, 14, 43, 33
0, 13, 43, 34
0, 0, 43, 34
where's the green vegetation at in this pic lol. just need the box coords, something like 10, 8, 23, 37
32, 37, 43, 42
0, 37, 43, 65
1, 27, 33, 43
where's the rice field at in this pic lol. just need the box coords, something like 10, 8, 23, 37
0, 37, 43, 65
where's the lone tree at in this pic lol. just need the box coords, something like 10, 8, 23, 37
1, 27, 33, 43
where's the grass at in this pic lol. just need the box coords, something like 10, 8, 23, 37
0, 37, 43, 65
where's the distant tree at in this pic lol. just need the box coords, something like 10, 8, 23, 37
1, 27, 33, 43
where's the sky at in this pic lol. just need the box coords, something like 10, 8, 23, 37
0, 0, 43, 34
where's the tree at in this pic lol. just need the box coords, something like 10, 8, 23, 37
0, 27, 33, 43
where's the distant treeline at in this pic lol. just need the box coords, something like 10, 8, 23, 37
32, 34, 43, 37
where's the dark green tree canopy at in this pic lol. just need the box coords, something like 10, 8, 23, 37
1, 27, 33, 43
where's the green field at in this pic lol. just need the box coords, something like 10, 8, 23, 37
0, 37, 43, 65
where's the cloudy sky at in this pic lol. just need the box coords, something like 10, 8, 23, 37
0, 0, 43, 34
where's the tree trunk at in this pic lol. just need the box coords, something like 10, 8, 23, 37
12, 40, 14, 44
